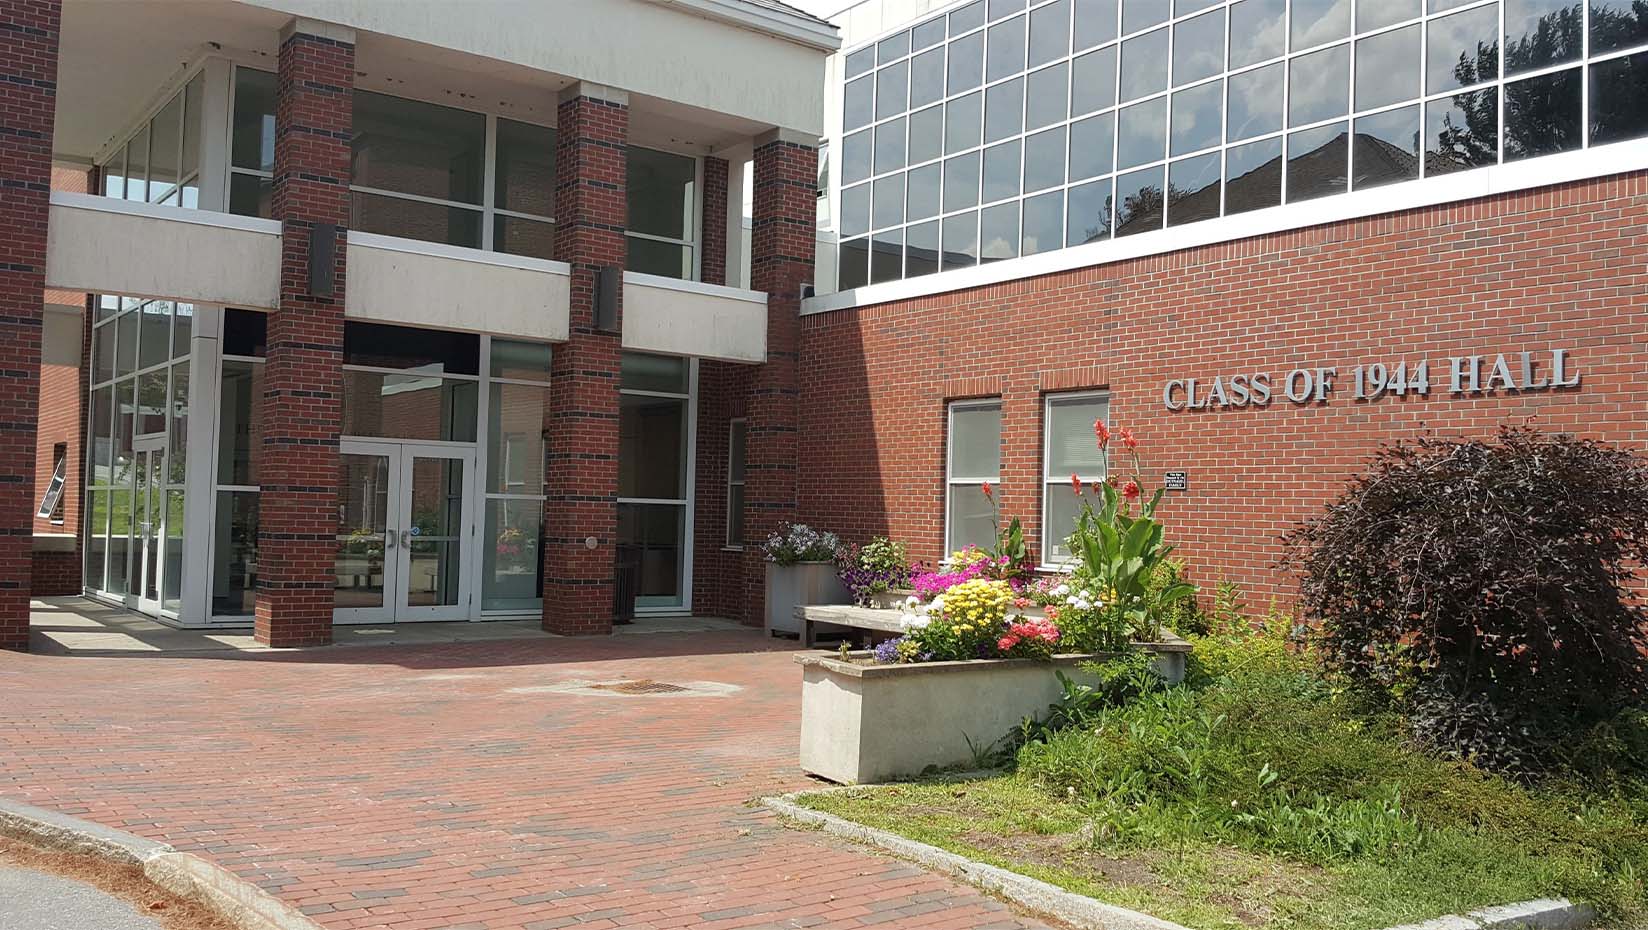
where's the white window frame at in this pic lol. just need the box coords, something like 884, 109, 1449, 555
1041, 390, 1110, 569
943, 397, 1002, 556
477, 335, 553, 617
617, 356, 700, 614
97, 68, 206, 209
725, 418, 747, 550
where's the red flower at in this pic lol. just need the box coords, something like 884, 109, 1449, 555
1070, 473, 1082, 495
1121, 480, 1142, 502
1094, 420, 1112, 450
1091, 481, 1104, 495
1119, 427, 1138, 451
980, 481, 994, 500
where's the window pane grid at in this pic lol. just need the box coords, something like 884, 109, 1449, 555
837, 0, 1645, 286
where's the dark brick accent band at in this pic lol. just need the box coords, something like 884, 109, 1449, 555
255, 26, 354, 648
0, 0, 61, 651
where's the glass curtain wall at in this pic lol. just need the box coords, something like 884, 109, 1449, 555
99, 72, 205, 209
837, 0, 1648, 287
482, 340, 551, 612
618, 354, 695, 612
627, 147, 699, 279
85, 297, 193, 613
211, 310, 265, 617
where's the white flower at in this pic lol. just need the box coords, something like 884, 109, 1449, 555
1072, 598, 1092, 611
903, 595, 921, 609
928, 595, 945, 615
1053, 584, 1070, 597
900, 613, 931, 631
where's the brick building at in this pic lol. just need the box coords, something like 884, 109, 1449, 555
3, 0, 1646, 652
805, 0, 1648, 606
0, 0, 838, 649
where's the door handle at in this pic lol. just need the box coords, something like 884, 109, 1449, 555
400, 529, 412, 549
385, 530, 396, 549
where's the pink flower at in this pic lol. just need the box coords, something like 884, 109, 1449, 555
998, 636, 1015, 651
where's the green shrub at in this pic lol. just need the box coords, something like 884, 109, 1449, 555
1283, 427, 1648, 774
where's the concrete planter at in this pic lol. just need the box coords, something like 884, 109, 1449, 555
765, 561, 852, 636
796, 640, 1191, 784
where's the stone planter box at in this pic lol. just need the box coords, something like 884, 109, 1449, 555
796, 638, 1191, 784
766, 561, 852, 636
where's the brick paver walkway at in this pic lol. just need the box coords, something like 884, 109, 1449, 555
0, 628, 1053, 930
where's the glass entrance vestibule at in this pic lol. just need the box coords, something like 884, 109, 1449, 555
84, 303, 702, 626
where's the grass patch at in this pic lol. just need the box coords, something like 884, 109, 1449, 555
796, 631, 1648, 930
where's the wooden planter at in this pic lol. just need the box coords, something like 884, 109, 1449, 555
796, 637, 1191, 784
765, 561, 852, 636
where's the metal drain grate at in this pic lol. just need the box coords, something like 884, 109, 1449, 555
589, 679, 690, 695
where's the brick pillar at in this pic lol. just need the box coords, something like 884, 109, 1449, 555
0, 0, 61, 651
542, 83, 627, 635
255, 19, 354, 647
741, 131, 818, 626
701, 157, 730, 287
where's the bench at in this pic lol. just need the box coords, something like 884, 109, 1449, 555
793, 604, 906, 648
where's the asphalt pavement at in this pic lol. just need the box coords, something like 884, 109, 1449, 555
0, 865, 162, 930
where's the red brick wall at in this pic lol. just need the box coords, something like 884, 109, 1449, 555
0, 0, 61, 649
701, 157, 728, 288
30, 549, 77, 596
797, 171, 1648, 610
256, 26, 354, 647
692, 361, 751, 619
33, 168, 90, 542
542, 91, 627, 635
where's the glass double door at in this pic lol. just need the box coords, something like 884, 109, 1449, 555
336, 440, 475, 623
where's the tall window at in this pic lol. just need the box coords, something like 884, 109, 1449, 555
726, 419, 747, 548
211, 309, 266, 616
482, 340, 551, 612
100, 72, 204, 209
945, 400, 1001, 554
1042, 392, 1109, 564
835, 0, 1648, 288
627, 147, 698, 280
227, 70, 562, 261
618, 354, 694, 611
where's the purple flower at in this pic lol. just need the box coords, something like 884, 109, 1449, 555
873, 638, 904, 664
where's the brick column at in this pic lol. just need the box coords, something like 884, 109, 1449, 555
541, 83, 627, 635
0, 0, 61, 651
741, 130, 818, 625
255, 19, 354, 647
701, 157, 730, 288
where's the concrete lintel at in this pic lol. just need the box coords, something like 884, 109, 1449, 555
559, 81, 629, 108
755, 127, 817, 149
280, 17, 357, 46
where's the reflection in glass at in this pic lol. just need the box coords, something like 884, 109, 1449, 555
1027, 63, 1070, 130
352, 191, 482, 248
335, 453, 391, 609
1030, 0, 1072, 66
617, 503, 684, 605
1506, 0, 1582, 74
947, 487, 998, 555
1173, 10, 1225, 86
1287, 122, 1348, 202
1289, 43, 1350, 126
988, 14, 1028, 81
228, 172, 272, 219
1355, 26, 1420, 112
1074, 0, 1119, 49
487, 383, 547, 495
873, 174, 905, 229
951, 0, 986, 34
907, 163, 942, 220
1505, 68, 1583, 161
1023, 190, 1065, 255
1428, 5, 1501, 94
1070, 112, 1115, 181
843, 130, 871, 185
85, 491, 107, 591
879, 30, 910, 62
341, 371, 479, 443
984, 77, 1025, 143
871, 230, 904, 283
628, 148, 695, 240
1291, 0, 1350, 50
495, 216, 555, 261
946, 91, 983, 153
1115, 166, 1165, 236
619, 394, 685, 500
840, 182, 869, 237
915, 17, 946, 50
231, 68, 276, 171
217, 360, 261, 486
406, 458, 465, 608
983, 140, 1021, 203
211, 492, 258, 615
909, 105, 944, 164
1067, 177, 1115, 244
353, 90, 485, 204
1122, 0, 1168, 33
876, 60, 909, 119
621, 353, 689, 394
948, 30, 985, 94
491, 340, 551, 382
1225, 136, 1282, 214
1358, 0, 1421, 31
911, 47, 946, 107
1588, 52, 1648, 146
1117, 96, 1167, 169
844, 76, 873, 130
1590, 0, 1648, 54
1071, 46, 1118, 116
907, 221, 941, 277
484, 499, 542, 611
941, 211, 980, 268
1352, 106, 1421, 190
1227, 62, 1283, 141
1171, 80, 1223, 156
944, 151, 982, 211
494, 119, 556, 217
875, 118, 906, 175
1168, 152, 1221, 226
1229, 0, 1286, 69
1024, 127, 1068, 192
1120, 28, 1169, 102
981, 201, 1020, 262
1424, 90, 1498, 175
839, 239, 869, 290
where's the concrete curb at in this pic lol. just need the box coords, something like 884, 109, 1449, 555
762, 790, 1597, 930
0, 797, 322, 930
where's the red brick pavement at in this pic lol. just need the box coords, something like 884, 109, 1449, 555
0, 628, 1055, 930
